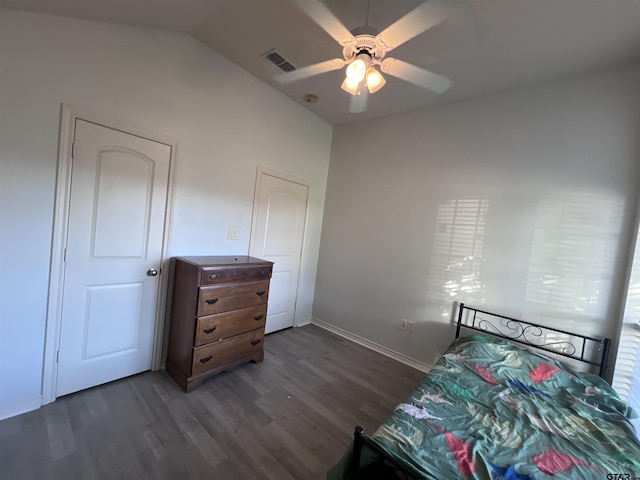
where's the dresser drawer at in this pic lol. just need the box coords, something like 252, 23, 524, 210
197, 281, 269, 316
201, 265, 271, 285
194, 305, 267, 346
192, 328, 264, 376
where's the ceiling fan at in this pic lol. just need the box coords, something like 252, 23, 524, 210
275, 0, 453, 114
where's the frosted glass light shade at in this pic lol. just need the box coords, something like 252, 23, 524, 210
366, 67, 386, 94
346, 58, 366, 83
341, 76, 361, 95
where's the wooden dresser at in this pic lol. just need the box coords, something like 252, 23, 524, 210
166, 256, 273, 392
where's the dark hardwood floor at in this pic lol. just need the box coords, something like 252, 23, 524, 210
0, 325, 425, 480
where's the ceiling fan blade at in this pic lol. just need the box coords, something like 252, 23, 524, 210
296, 0, 355, 46
274, 58, 346, 83
380, 58, 452, 94
349, 89, 369, 114
375, 1, 447, 52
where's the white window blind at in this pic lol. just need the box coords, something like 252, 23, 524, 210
612, 224, 640, 438
613, 324, 640, 437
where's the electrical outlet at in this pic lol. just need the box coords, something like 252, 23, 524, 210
400, 319, 408, 330
407, 320, 416, 333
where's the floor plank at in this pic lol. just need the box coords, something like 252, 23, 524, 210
0, 325, 425, 480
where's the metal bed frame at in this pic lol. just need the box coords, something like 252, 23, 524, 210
350, 303, 612, 480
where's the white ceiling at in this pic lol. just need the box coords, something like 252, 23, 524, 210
2, 0, 640, 125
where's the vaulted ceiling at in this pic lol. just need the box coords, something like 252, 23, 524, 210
2, 0, 640, 125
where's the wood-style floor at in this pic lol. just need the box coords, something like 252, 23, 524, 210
0, 325, 425, 480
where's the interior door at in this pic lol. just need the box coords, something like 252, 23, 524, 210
56, 119, 171, 397
250, 172, 309, 334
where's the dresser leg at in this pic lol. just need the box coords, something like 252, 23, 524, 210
165, 359, 189, 392
185, 378, 204, 393
251, 351, 265, 364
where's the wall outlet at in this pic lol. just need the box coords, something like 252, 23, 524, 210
407, 320, 415, 333
400, 319, 409, 330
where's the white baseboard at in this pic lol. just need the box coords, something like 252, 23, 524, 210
0, 395, 42, 421
311, 317, 431, 373
295, 317, 312, 327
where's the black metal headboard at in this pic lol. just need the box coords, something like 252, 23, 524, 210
455, 303, 612, 379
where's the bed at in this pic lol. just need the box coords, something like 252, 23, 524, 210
327, 303, 640, 479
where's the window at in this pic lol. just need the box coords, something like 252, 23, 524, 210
612, 323, 640, 436
612, 225, 640, 438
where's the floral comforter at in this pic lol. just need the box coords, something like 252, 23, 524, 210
329, 334, 640, 479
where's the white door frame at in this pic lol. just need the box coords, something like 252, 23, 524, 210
42, 104, 177, 405
249, 166, 310, 329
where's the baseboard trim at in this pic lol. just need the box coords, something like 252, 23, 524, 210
295, 317, 312, 327
311, 317, 431, 373
0, 395, 42, 421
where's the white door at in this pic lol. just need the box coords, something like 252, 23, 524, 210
250, 172, 309, 334
56, 120, 171, 397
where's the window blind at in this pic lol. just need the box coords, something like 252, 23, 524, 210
612, 221, 640, 439
612, 322, 640, 437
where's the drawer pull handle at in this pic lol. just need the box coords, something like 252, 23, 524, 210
256, 291, 266, 297
205, 298, 219, 304
203, 327, 217, 334
251, 339, 261, 346
209, 273, 220, 280
254, 315, 264, 321
200, 355, 213, 364
260, 270, 267, 276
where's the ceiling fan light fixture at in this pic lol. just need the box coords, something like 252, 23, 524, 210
345, 57, 367, 83
365, 67, 386, 94
341, 76, 361, 95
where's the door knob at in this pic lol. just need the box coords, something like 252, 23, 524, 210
147, 268, 158, 277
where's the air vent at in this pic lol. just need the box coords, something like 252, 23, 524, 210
279, 62, 296, 72
262, 49, 296, 72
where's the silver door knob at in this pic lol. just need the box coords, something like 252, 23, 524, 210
147, 268, 158, 277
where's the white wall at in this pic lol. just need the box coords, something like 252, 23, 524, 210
314, 66, 640, 368
0, 10, 332, 416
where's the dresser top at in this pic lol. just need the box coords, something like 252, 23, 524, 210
175, 256, 272, 267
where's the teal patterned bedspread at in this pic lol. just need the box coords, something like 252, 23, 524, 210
328, 334, 640, 479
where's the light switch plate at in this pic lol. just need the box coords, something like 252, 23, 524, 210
228, 228, 239, 240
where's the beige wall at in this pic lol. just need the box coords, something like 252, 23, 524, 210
0, 10, 332, 416
314, 66, 640, 367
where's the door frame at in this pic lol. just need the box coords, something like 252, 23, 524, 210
248, 166, 310, 330
42, 104, 178, 405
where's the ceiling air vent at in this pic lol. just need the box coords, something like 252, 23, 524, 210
262, 49, 296, 72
